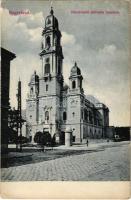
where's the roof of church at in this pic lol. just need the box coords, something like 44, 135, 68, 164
86, 95, 109, 110
86, 95, 100, 105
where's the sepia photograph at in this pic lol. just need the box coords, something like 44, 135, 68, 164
1, 0, 130, 196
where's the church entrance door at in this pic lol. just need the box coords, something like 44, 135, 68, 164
60, 132, 65, 145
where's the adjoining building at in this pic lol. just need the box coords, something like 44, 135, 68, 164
26, 8, 109, 144
1, 47, 16, 167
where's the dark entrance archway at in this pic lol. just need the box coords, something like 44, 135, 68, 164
60, 132, 65, 145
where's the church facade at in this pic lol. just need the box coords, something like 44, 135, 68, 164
26, 8, 109, 144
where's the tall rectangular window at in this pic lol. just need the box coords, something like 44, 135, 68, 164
46, 84, 48, 91
45, 63, 50, 74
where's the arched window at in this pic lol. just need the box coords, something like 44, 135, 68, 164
46, 36, 51, 47
45, 111, 49, 120
30, 87, 33, 94
46, 84, 48, 91
58, 60, 61, 74
47, 18, 51, 25
89, 111, 92, 123
45, 57, 50, 74
72, 80, 76, 89
72, 112, 75, 117
54, 36, 57, 45
45, 63, 50, 74
81, 110, 83, 119
63, 112, 67, 121
84, 109, 88, 121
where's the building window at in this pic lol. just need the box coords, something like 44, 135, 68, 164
45, 63, 50, 74
46, 36, 51, 47
63, 112, 67, 121
72, 80, 76, 89
30, 87, 33, 94
81, 110, 83, 119
47, 18, 51, 25
89, 111, 93, 123
45, 57, 50, 74
46, 84, 48, 91
73, 136, 75, 142
45, 111, 49, 120
45, 57, 50, 63
84, 109, 88, 121
72, 112, 75, 117
58, 60, 61, 74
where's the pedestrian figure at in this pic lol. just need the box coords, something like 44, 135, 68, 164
86, 139, 88, 147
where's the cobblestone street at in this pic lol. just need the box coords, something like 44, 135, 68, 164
1, 141, 130, 181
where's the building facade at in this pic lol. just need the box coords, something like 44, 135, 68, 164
26, 8, 109, 144
1, 48, 16, 167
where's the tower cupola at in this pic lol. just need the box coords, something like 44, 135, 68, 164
44, 7, 59, 31
30, 70, 39, 84
28, 71, 39, 98
70, 62, 81, 77
69, 62, 83, 93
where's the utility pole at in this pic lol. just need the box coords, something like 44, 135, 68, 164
15, 108, 18, 151
17, 79, 22, 152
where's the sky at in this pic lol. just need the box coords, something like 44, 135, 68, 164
1, 0, 130, 126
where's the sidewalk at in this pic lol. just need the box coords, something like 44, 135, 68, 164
8, 140, 129, 151
54, 140, 129, 150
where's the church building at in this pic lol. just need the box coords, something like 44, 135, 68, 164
26, 8, 109, 144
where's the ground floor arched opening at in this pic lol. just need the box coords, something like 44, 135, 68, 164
60, 132, 65, 145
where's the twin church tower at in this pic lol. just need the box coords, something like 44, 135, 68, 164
26, 8, 109, 144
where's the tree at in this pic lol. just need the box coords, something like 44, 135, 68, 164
8, 128, 17, 144
34, 131, 43, 144
34, 131, 52, 151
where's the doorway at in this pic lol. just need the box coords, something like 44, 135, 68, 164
60, 132, 65, 145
